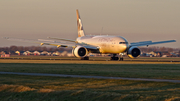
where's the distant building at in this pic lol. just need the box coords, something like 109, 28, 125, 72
67, 53, 73, 57
61, 51, 68, 56
170, 53, 178, 57
33, 51, 41, 56
1, 54, 10, 57
155, 51, 162, 57
0, 51, 8, 55
15, 51, 25, 55
162, 51, 171, 57
52, 51, 61, 56
40, 51, 51, 56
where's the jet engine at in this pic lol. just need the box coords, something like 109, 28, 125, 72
72, 46, 88, 57
127, 46, 141, 58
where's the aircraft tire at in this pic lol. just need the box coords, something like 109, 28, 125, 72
110, 57, 119, 61
119, 57, 123, 61
80, 56, 89, 60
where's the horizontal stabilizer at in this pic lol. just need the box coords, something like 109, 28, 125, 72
3, 37, 76, 48
47, 37, 77, 43
3, 37, 37, 43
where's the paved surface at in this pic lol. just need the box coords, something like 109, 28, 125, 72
1, 57, 180, 62
1, 72, 180, 83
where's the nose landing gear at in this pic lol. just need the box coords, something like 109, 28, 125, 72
119, 57, 123, 61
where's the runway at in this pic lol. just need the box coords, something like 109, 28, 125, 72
1, 72, 180, 83
1, 57, 180, 64
1, 57, 180, 62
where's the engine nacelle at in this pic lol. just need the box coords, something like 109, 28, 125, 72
72, 46, 88, 58
127, 46, 141, 59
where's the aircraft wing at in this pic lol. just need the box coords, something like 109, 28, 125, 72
42, 37, 99, 49
3, 37, 99, 49
130, 40, 176, 47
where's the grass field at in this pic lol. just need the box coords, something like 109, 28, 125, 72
0, 74, 180, 101
0, 57, 180, 100
0, 63, 180, 80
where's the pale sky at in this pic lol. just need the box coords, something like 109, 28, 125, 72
1, 0, 180, 48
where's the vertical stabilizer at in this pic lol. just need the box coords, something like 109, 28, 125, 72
76, 9, 85, 37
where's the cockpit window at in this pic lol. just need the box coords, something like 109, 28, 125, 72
119, 42, 128, 44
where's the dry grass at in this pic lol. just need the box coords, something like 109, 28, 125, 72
165, 97, 180, 101
0, 74, 180, 101
0, 56, 180, 100
0, 84, 35, 92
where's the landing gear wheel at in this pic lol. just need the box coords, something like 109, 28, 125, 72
110, 54, 119, 61
110, 57, 119, 61
80, 56, 89, 60
119, 57, 123, 61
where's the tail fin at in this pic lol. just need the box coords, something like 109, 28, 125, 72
76, 9, 85, 37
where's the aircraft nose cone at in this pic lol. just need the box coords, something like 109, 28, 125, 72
123, 44, 128, 51
120, 44, 127, 52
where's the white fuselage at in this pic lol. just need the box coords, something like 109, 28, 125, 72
76, 35, 128, 54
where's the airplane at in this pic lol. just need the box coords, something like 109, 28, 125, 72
4, 9, 176, 61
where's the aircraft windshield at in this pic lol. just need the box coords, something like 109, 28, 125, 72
119, 42, 128, 44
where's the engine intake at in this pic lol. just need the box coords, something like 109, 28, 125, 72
127, 46, 141, 58
73, 46, 88, 57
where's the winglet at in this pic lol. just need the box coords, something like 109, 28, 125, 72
76, 9, 85, 37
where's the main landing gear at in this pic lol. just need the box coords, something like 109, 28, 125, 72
80, 56, 89, 60
110, 54, 124, 61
